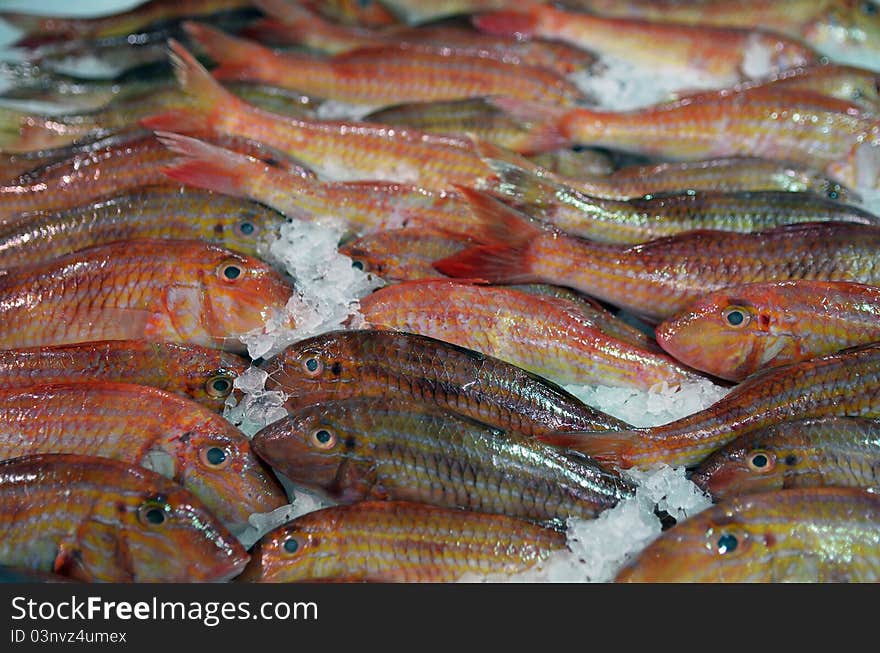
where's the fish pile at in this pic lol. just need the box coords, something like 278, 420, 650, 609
0, 0, 879, 583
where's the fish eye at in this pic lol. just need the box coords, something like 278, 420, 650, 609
351, 260, 364, 271
236, 220, 257, 237
310, 428, 337, 450
852, 88, 863, 100
722, 306, 751, 328
747, 450, 775, 473
200, 445, 231, 469
283, 537, 300, 554
827, 183, 843, 200
784, 454, 798, 466
205, 375, 234, 398
716, 533, 738, 555
217, 259, 244, 282
861, 1, 878, 16
302, 356, 323, 377
138, 500, 170, 526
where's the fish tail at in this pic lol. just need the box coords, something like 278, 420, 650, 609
157, 131, 253, 199
140, 39, 237, 134
488, 97, 570, 147
538, 430, 639, 470
183, 21, 271, 82
473, 142, 562, 208
472, 10, 538, 39
433, 188, 546, 282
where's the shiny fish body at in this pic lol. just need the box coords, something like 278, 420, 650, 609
339, 228, 471, 281
358, 281, 699, 390
0, 340, 247, 412
434, 193, 880, 322
691, 417, 880, 499
260, 329, 629, 438
252, 398, 635, 522
0, 238, 294, 353
656, 280, 880, 381
186, 22, 587, 108
570, 343, 880, 469
0, 382, 287, 535
615, 487, 880, 582
141, 42, 497, 193
0, 453, 249, 582
239, 500, 566, 582
0, 187, 285, 269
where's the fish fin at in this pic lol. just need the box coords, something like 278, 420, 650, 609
472, 10, 538, 39
453, 184, 550, 247
182, 21, 272, 82
478, 152, 565, 209
157, 131, 256, 200
432, 243, 535, 283
140, 39, 237, 134
53, 542, 90, 581
487, 97, 569, 146
334, 459, 381, 502
255, 0, 317, 25
538, 430, 639, 470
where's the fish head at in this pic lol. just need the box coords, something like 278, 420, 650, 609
152, 422, 289, 537
238, 520, 331, 583
220, 207, 285, 259
691, 438, 787, 500
615, 500, 768, 582
811, 1, 880, 50
96, 481, 250, 582
199, 250, 295, 354
155, 343, 249, 410
655, 291, 794, 382
251, 408, 357, 499
259, 332, 362, 406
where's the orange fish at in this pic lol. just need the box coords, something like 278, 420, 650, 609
0, 239, 294, 353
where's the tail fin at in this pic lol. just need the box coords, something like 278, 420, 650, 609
489, 97, 569, 136
183, 21, 273, 82
432, 186, 547, 283
471, 10, 538, 39
538, 430, 640, 470
140, 39, 239, 134
473, 140, 565, 208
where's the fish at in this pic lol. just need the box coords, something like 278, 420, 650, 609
0, 131, 309, 221
1, 0, 254, 48
0, 238, 294, 353
259, 329, 630, 438
487, 176, 878, 245
691, 417, 880, 499
158, 132, 484, 240
569, 0, 880, 54
656, 280, 880, 382
252, 397, 635, 523
0, 186, 286, 269
364, 98, 569, 155
489, 90, 880, 189
302, 0, 399, 27
140, 41, 498, 192
474, 5, 819, 87
433, 188, 880, 322
0, 381, 287, 535
339, 228, 472, 281
238, 500, 566, 582
615, 487, 880, 582
373, 0, 520, 25
527, 148, 614, 178
184, 21, 588, 108
358, 280, 700, 390
556, 343, 880, 469
248, 0, 595, 75
0, 453, 250, 582
0, 340, 248, 412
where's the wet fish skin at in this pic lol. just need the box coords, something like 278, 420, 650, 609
358, 280, 700, 390
691, 417, 880, 499
0, 238, 294, 353
252, 397, 634, 522
185, 21, 587, 108
339, 228, 471, 281
259, 329, 629, 438
564, 343, 880, 469
656, 280, 880, 382
434, 190, 880, 322
239, 500, 566, 582
141, 41, 497, 193
615, 487, 880, 582
0, 453, 250, 582
0, 187, 285, 269
0, 340, 247, 412
301, 0, 399, 27
0, 382, 287, 535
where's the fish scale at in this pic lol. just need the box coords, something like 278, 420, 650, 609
239, 501, 566, 582
0, 454, 249, 582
